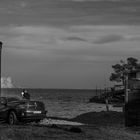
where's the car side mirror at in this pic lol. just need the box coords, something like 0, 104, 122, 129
0, 98, 7, 106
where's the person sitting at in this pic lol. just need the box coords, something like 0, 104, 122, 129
21, 90, 30, 100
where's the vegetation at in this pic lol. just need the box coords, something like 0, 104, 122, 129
89, 57, 140, 104
110, 57, 139, 86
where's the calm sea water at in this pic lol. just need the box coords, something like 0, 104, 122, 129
1, 88, 122, 119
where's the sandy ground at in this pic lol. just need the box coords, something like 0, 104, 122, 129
1, 111, 140, 140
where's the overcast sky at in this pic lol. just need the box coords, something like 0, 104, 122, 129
1, 0, 140, 89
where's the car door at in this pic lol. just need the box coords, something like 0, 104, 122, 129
0, 97, 8, 119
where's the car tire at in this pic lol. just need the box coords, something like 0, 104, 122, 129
8, 111, 18, 125
35, 120, 41, 123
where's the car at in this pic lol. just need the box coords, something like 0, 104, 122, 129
0, 97, 47, 125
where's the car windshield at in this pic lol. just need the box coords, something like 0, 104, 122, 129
7, 97, 19, 102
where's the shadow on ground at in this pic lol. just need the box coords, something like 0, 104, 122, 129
2, 112, 140, 140
70, 111, 124, 126
0, 111, 124, 127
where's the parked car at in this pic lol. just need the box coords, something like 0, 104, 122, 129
0, 97, 47, 125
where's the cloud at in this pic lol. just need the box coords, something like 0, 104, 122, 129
93, 34, 140, 44
1, 25, 140, 64
62, 36, 87, 42
1, 26, 63, 51
71, 0, 128, 2
20, 1, 27, 8
49, 49, 115, 63
0, 25, 91, 53
1, 24, 140, 89
0, 0, 140, 27
126, 35, 140, 41
93, 34, 125, 44
1, 77, 14, 88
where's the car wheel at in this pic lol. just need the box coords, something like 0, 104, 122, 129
8, 111, 18, 125
35, 120, 41, 123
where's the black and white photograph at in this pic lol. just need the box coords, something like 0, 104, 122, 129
0, 0, 140, 139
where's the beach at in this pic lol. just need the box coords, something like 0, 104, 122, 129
1, 111, 140, 140
1, 89, 140, 139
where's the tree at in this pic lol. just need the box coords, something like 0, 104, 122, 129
110, 57, 139, 86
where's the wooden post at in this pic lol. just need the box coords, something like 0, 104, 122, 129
105, 87, 109, 112
0, 41, 2, 97
105, 98, 109, 112
125, 74, 129, 103
124, 73, 130, 127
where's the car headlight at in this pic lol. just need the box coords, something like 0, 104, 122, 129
18, 104, 27, 109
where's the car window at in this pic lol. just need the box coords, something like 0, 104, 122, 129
0, 97, 6, 102
7, 97, 19, 102
0, 97, 7, 105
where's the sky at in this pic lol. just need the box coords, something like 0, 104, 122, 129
1, 0, 140, 89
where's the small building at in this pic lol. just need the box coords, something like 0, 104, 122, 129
128, 69, 140, 102
125, 69, 140, 127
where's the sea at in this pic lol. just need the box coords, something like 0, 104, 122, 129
1, 88, 122, 119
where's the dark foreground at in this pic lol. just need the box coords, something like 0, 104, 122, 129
1, 111, 140, 140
